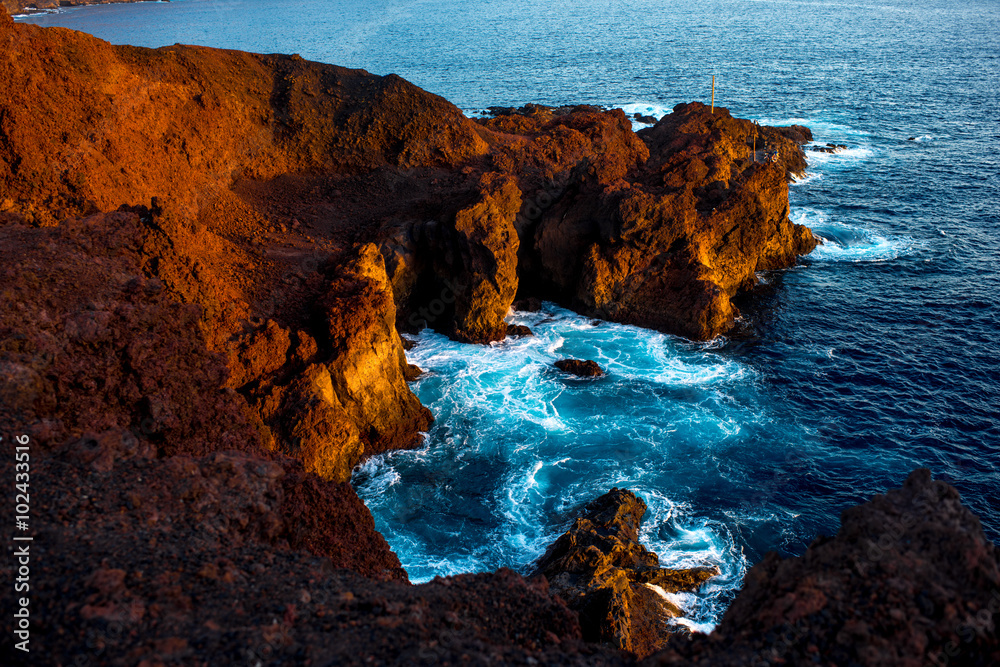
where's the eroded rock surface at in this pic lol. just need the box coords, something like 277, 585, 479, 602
2, 14, 994, 667
0, 445, 633, 665
1, 9, 815, 353
648, 469, 1000, 666
534, 489, 719, 657
515, 103, 817, 340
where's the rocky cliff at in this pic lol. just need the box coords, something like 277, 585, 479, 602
1, 8, 814, 354
3, 11, 994, 666
476, 103, 816, 339
1, 7, 436, 483
0, 5, 812, 488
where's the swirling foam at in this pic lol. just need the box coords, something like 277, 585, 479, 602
354, 304, 758, 628
794, 208, 921, 263
615, 102, 673, 130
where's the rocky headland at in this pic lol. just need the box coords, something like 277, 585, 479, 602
1, 0, 153, 16
1, 9, 996, 665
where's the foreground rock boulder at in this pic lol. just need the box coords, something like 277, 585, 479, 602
649, 469, 1000, 666
0, 446, 631, 665
534, 489, 719, 657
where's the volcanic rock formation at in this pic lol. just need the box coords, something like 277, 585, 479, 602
0, 7, 815, 483
651, 469, 1000, 666
0, 8, 814, 354
3, 12, 995, 667
534, 489, 719, 657
0, 442, 629, 664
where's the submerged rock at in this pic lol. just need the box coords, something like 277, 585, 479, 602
555, 359, 606, 377
534, 489, 719, 657
811, 143, 850, 153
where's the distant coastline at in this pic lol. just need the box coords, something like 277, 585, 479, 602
3, 0, 165, 17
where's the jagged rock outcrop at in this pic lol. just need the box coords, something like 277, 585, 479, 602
534, 489, 719, 657
648, 469, 1000, 666
1, 10, 814, 346
0, 205, 430, 483
417, 172, 523, 344
506, 102, 817, 340
261, 243, 432, 481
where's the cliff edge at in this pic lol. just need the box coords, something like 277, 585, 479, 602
5, 15, 991, 667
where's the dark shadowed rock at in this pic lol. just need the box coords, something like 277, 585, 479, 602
555, 359, 606, 377
507, 323, 535, 337
0, 448, 635, 665
774, 124, 814, 145
514, 296, 544, 312
534, 489, 720, 657
646, 469, 1000, 666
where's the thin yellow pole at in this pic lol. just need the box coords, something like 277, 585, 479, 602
711, 75, 715, 114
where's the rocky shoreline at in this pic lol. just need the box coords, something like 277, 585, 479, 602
2, 0, 157, 17
1, 9, 997, 664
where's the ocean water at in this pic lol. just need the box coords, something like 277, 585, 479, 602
20, 0, 1000, 630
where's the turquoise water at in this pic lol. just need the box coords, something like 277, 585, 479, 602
21, 0, 1000, 629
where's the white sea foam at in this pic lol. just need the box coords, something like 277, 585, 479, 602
359, 303, 758, 618
615, 102, 673, 131
644, 584, 713, 632
793, 209, 921, 263
804, 143, 874, 168
790, 171, 822, 186
755, 116, 872, 142
354, 458, 402, 495
754, 116, 874, 176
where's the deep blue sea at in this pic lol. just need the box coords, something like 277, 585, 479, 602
20, 0, 1000, 630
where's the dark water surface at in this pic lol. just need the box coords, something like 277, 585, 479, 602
21, 0, 1000, 628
